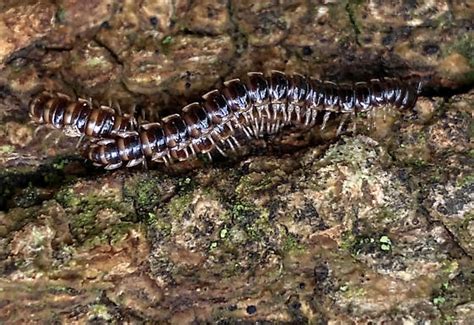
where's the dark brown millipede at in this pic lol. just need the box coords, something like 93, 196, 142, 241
81, 70, 421, 170
29, 91, 136, 138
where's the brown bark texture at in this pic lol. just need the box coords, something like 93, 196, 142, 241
0, 0, 473, 323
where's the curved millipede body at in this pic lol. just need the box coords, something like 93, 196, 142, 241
29, 91, 136, 138
82, 71, 420, 170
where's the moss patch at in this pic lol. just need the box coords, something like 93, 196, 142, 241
283, 233, 305, 253
55, 188, 135, 246
340, 232, 393, 256
230, 201, 272, 242
123, 174, 177, 223
449, 34, 474, 67
0, 156, 82, 210
235, 170, 286, 199
167, 192, 193, 219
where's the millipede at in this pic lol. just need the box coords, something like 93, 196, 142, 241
80, 70, 421, 170
29, 91, 136, 138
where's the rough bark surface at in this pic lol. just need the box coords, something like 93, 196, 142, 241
0, 0, 473, 323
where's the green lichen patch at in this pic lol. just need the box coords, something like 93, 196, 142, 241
340, 232, 393, 256
313, 136, 382, 170
423, 172, 474, 256
11, 184, 43, 209
88, 304, 113, 322
161, 35, 173, 45
446, 34, 474, 67
430, 266, 474, 322
299, 136, 417, 234
0, 156, 82, 211
235, 169, 287, 199
55, 186, 136, 246
0, 144, 14, 154
177, 176, 194, 191
456, 172, 474, 189
0, 206, 40, 237
339, 283, 366, 300
64, 40, 120, 91
149, 213, 172, 237
123, 173, 177, 222
167, 192, 193, 219
282, 232, 305, 253
54, 6, 67, 24
378, 235, 392, 252
391, 125, 432, 169
345, 0, 363, 45
230, 201, 271, 242
82, 221, 135, 247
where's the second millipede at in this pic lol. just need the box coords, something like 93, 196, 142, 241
81, 70, 420, 170
29, 91, 136, 138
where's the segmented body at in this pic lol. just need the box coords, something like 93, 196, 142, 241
29, 92, 136, 138
83, 70, 420, 170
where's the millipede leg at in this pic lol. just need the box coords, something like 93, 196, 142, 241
264, 105, 271, 119
310, 109, 318, 127
304, 109, 311, 126
281, 104, 288, 123
226, 121, 234, 132
142, 158, 149, 171
351, 111, 357, 133
243, 112, 251, 124
274, 117, 282, 134
44, 129, 59, 143
34, 125, 47, 137
105, 162, 123, 170
231, 136, 241, 148
285, 105, 292, 123
226, 138, 236, 152
253, 116, 260, 137
336, 114, 348, 136
139, 104, 148, 124
215, 143, 227, 157
241, 126, 252, 139
189, 144, 197, 156
271, 106, 279, 133
206, 152, 213, 162
75, 135, 85, 149
256, 106, 262, 119
269, 112, 275, 134
321, 111, 331, 130
244, 126, 254, 137
295, 106, 301, 124
163, 155, 170, 166
127, 157, 144, 168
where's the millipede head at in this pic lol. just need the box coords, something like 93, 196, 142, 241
29, 92, 54, 123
